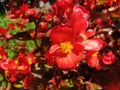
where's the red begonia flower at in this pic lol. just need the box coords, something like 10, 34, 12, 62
65, 6, 89, 34
23, 74, 33, 89
45, 25, 84, 69
0, 27, 8, 34
17, 53, 31, 74
73, 5, 90, 19
0, 60, 17, 70
102, 52, 115, 65
0, 46, 7, 60
86, 51, 101, 70
8, 23, 15, 30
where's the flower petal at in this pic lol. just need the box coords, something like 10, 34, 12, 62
82, 38, 107, 51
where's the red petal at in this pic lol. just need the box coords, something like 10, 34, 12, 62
86, 51, 100, 69
102, 52, 115, 65
50, 25, 75, 44
56, 51, 83, 69
82, 38, 107, 51
44, 51, 55, 66
85, 29, 95, 38
0, 60, 17, 70
73, 5, 90, 19
0, 27, 8, 34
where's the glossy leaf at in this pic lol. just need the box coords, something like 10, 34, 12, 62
25, 22, 36, 31
5, 49, 16, 59
67, 81, 74, 88
0, 16, 8, 27
44, 64, 53, 69
1, 81, 6, 87
0, 40, 6, 46
93, 83, 102, 90
27, 40, 36, 52
0, 74, 3, 81
97, 0, 116, 6
13, 83, 23, 88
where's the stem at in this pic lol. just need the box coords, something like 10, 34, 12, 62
34, 24, 40, 48
33, 12, 44, 48
6, 82, 11, 90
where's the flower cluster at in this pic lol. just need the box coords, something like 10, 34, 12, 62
0, 46, 35, 87
0, 0, 117, 89
44, 0, 115, 70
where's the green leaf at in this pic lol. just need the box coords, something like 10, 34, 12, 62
8, 39, 16, 46
67, 81, 74, 88
25, 22, 36, 31
0, 15, 8, 27
97, 0, 107, 5
0, 39, 7, 46
36, 39, 41, 47
5, 49, 16, 59
0, 74, 3, 81
44, 64, 53, 69
8, 27, 20, 35
93, 83, 102, 90
97, 0, 116, 6
27, 40, 36, 52
13, 83, 23, 88
1, 81, 6, 87
48, 23, 52, 29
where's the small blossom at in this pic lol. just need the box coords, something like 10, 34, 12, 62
86, 51, 101, 70
102, 52, 115, 65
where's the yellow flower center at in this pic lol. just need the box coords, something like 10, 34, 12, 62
60, 42, 73, 53
81, 34, 88, 40
92, 52, 98, 57
0, 54, 2, 59
18, 66, 25, 70
25, 12, 29, 16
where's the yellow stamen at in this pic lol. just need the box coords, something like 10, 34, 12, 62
81, 34, 88, 40
60, 42, 73, 53
25, 11, 29, 16
18, 66, 24, 70
28, 58, 32, 65
0, 55, 2, 59
92, 52, 98, 57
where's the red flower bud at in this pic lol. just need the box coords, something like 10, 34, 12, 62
102, 52, 115, 65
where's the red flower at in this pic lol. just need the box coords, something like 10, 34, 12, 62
52, 0, 74, 17
65, 6, 89, 34
0, 27, 8, 34
0, 53, 33, 82
102, 52, 115, 65
8, 3, 36, 20
0, 60, 17, 82
45, 25, 84, 69
86, 51, 101, 70
0, 46, 7, 60
8, 23, 15, 30
17, 53, 31, 74
23, 74, 33, 89
0, 60, 17, 70
73, 5, 90, 19
45, 0, 75, 21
